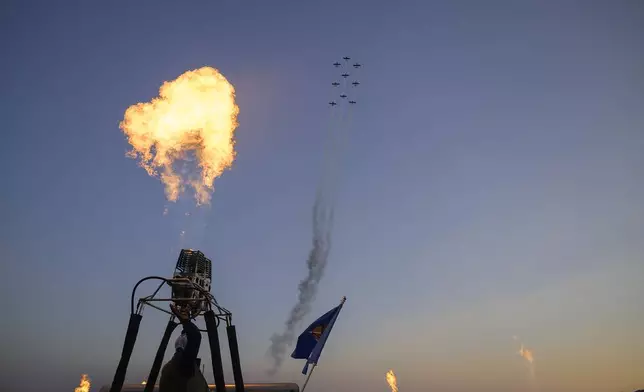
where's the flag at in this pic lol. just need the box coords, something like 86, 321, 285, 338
291, 297, 346, 375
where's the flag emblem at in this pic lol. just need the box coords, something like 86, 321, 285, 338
311, 325, 325, 340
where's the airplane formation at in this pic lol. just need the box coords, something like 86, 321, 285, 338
329, 57, 361, 107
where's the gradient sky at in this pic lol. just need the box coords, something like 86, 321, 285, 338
1, 1, 643, 392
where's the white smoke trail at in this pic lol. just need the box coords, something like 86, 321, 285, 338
266, 191, 335, 374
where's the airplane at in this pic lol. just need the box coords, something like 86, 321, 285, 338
353, 63, 362, 68
341, 73, 350, 78
329, 101, 337, 106
349, 100, 356, 104
340, 94, 347, 98
333, 62, 341, 67
351, 81, 360, 86
331, 82, 340, 87
343, 56, 351, 61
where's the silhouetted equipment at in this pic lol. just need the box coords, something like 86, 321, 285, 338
108, 249, 246, 392
100, 384, 299, 392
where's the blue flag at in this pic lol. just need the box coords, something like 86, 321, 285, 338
291, 298, 346, 375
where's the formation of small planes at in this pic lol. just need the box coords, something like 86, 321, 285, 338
329, 57, 362, 107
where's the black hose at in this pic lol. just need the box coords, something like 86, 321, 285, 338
204, 310, 226, 392
227, 325, 245, 392
144, 318, 178, 392
110, 313, 143, 392
131, 276, 171, 314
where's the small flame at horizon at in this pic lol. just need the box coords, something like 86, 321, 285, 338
514, 336, 537, 388
386, 369, 398, 392
519, 343, 535, 363
74, 374, 91, 392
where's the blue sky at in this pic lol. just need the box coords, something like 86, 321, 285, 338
1, 1, 643, 392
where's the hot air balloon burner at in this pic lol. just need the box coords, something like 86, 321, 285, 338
108, 249, 245, 392
170, 249, 213, 318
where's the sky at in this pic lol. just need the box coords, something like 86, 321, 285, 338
1, 1, 643, 392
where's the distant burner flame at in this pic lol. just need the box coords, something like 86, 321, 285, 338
74, 374, 91, 392
519, 343, 535, 363
514, 335, 537, 385
120, 66, 239, 205
386, 369, 398, 392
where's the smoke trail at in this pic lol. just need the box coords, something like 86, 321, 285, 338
266, 75, 348, 375
267, 192, 334, 374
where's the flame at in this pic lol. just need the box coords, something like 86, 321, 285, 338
385, 369, 398, 392
74, 374, 91, 392
519, 343, 534, 363
120, 66, 240, 205
141, 380, 147, 385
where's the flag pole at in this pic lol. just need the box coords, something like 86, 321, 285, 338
300, 296, 346, 392
300, 364, 317, 392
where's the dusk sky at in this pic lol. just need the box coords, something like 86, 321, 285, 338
1, 1, 643, 392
